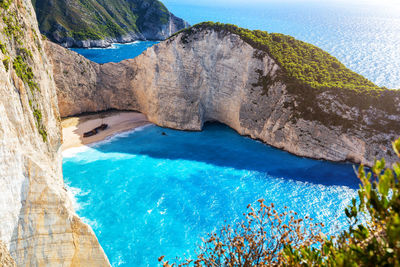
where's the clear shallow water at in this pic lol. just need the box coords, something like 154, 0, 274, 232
71, 2, 400, 88
63, 123, 359, 266
70, 41, 158, 64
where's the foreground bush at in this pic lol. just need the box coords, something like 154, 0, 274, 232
159, 200, 324, 266
284, 138, 400, 266
160, 138, 400, 266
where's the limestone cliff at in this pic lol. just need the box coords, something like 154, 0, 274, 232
46, 25, 400, 167
0, 241, 16, 267
0, 0, 109, 265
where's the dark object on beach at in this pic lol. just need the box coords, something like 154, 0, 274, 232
98, 123, 108, 131
162, 132, 167, 136
83, 129, 97, 138
83, 124, 108, 138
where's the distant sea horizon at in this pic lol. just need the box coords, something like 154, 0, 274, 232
163, 1, 400, 89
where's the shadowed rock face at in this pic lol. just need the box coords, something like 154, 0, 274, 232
0, 0, 109, 265
47, 28, 400, 167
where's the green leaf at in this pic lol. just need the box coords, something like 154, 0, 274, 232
393, 163, 400, 177
393, 138, 400, 157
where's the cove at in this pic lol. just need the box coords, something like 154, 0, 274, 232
70, 41, 158, 64
63, 123, 359, 266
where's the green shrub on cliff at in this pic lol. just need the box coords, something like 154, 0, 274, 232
160, 138, 400, 266
2, 0, 48, 143
13, 55, 39, 92
173, 22, 385, 95
0, 41, 6, 54
284, 138, 400, 266
0, 0, 11, 10
2, 57, 9, 71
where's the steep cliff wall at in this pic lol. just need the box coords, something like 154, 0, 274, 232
0, 241, 16, 267
47, 26, 400, 167
0, 0, 109, 265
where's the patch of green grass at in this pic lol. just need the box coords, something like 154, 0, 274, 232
0, 41, 7, 54
2, 0, 48, 142
33, 108, 47, 142
0, 0, 12, 10
18, 47, 33, 60
172, 22, 400, 134
72, 29, 103, 40
2, 12, 24, 44
13, 55, 39, 91
31, 28, 42, 51
2, 56, 9, 71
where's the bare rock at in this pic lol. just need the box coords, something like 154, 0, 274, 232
0, 0, 109, 265
47, 28, 400, 167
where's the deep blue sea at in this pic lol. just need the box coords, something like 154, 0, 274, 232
63, 124, 358, 266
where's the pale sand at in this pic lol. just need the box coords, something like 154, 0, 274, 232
61, 111, 151, 151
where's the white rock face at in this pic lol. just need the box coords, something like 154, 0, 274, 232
48, 29, 400, 167
0, 0, 109, 265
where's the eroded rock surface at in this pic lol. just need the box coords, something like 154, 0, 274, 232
47, 28, 400, 167
0, 0, 109, 265
0, 241, 16, 267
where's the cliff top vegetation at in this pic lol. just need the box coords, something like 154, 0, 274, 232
172, 22, 395, 95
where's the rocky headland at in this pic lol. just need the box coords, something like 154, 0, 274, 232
47, 23, 400, 167
33, 0, 189, 48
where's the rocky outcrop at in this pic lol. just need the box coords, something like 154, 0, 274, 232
0, 0, 109, 265
50, 13, 188, 48
34, 0, 189, 48
47, 27, 400, 167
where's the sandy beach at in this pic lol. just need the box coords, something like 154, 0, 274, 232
61, 111, 151, 151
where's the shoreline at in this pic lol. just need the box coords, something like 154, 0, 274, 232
56, 35, 163, 49
60, 112, 369, 167
69, 40, 159, 50
61, 111, 151, 152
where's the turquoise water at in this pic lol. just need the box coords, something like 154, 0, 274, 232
71, 2, 400, 88
64, 3, 389, 265
63, 123, 359, 266
70, 41, 158, 64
